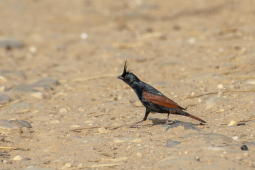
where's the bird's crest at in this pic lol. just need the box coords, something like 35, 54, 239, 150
122, 61, 132, 76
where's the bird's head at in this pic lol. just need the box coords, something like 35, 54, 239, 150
117, 61, 140, 86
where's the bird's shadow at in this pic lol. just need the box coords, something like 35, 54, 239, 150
149, 118, 203, 131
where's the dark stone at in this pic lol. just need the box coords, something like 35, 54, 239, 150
166, 139, 180, 148
8, 120, 32, 128
0, 38, 24, 49
241, 145, 248, 150
0, 94, 11, 104
32, 78, 59, 90
237, 123, 245, 126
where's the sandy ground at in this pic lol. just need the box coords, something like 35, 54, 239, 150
1, 0, 255, 169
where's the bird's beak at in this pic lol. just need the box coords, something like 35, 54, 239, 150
117, 76, 123, 80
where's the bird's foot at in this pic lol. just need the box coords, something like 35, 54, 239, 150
165, 120, 176, 125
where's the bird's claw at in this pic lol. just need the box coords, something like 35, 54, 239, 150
165, 120, 176, 125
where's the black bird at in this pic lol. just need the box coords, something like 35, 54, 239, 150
117, 61, 206, 126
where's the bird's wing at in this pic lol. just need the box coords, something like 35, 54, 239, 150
142, 83, 183, 109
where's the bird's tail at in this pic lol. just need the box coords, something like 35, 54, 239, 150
170, 109, 206, 123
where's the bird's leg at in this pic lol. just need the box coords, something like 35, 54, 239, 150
129, 109, 150, 128
165, 112, 176, 125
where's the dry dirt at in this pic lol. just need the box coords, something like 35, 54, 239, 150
1, 0, 255, 169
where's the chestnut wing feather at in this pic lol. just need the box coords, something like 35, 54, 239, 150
143, 90, 182, 109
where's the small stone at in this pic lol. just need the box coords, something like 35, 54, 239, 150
13, 155, 22, 161
219, 109, 225, 113
59, 108, 68, 113
44, 160, 50, 164
30, 92, 45, 99
29, 46, 37, 54
0, 86, 6, 92
197, 98, 202, 103
70, 125, 80, 129
245, 79, 255, 85
241, 145, 248, 150
217, 84, 224, 89
62, 163, 72, 169
190, 92, 195, 97
217, 92, 223, 97
133, 101, 143, 107
137, 153, 142, 157
0, 94, 11, 105
227, 120, 237, 126
232, 136, 238, 140
80, 33, 88, 39
237, 123, 245, 126
166, 139, 180, 148
188, 38, 196, 44
97, 127, 110, 134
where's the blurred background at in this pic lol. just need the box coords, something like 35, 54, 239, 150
1, 0, 255, 169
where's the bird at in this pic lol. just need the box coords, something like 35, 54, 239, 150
117, 61, 206, 127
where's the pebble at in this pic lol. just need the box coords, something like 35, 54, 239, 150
0, 86, 6, 92
29, 46, 37, 54
204, 97, 229, 109
162, 121, 201, 131
97, 127, 110, 134
62, 163, 72, 169
13, 155, 22, 161
241, 145, 248, 150
30, 92, 45, 99
80, 33, 88, 39
245, 79, 255, 85
217, 84, 224, 89
188, 38, 196, 44
166, 139, 180, 148
137, 153, 142, 157
227, 120, 237, 126
232, 136, 238, 140
0, 120, 21, 135
59, 108, 68, 113
0, 94, 11, 105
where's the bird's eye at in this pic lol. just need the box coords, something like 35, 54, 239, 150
125, 76, 128, 79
